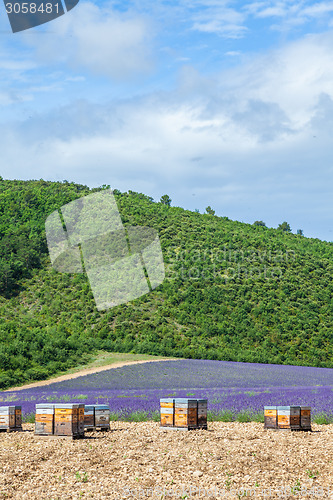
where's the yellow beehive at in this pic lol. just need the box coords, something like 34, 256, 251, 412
35, 404, 55, 435
264, 406, 277, 429
277, 406, 300, 430
174, 399, 197, 429
54, 404, 84, 437
160, 399, 174, 427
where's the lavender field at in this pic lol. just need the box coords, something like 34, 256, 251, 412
1, 360, 333, 422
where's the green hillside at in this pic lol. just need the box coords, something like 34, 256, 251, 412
0, 178, 332, 389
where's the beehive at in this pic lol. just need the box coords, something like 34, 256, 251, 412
174, 398, 197, 429
197, 399, 208, 429
160, 398, 174, 427
94, 405, 110, 429
277, 406, 301, 430
84, 405, 95, 428
35, 404, 55, 435
54, 404, 84, 437
264, 406, 278, 429
15, 406, 22, 429
0, 406, 21, 431
300, 406, 311, 431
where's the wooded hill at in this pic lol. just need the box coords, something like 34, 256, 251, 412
0, 178, 332, 389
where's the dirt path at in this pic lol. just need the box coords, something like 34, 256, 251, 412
5, 358, 174, 392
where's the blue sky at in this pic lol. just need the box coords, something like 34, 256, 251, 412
1, 0, 333, 241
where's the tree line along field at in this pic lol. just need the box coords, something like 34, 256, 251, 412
0, 178, 333, 389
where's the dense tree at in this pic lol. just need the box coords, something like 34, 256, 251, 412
205, 206, 215, 215
253, 220, 266, 227
160, 194, 171, 206
278, 221, 291, 232
0, 178, 332, 389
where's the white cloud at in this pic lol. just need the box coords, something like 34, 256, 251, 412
1, 29, 333, 239
191, 3, 247, 37
302, 1, 333, 16
255, 6, 287, 18
225, 51, 241, 56
245, 0, 333, 28
22, 1, 154, 80
218, 31, 333, 129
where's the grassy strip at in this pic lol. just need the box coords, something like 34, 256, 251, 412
23, 411, 333, 424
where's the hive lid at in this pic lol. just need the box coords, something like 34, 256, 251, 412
53, 403, 81, 409
264, 406, 277, 409
36, 404, 55, 409
94, 405, 109, 410
0, 406, 15, 413
174, 398, 197, 403
277, 405, 300, 409
36, 408, 54, 414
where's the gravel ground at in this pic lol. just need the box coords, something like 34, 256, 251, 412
0, 422, 332, 499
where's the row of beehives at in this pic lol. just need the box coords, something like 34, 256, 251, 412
0, 402, 313, 435
264, 406, 311, 431
159, 401, 312, 432
160, 398, 208, 430
0, 404, 110, 437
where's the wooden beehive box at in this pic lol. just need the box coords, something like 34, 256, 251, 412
197, 399, 208, 429
0, 406, 21, 432
94, 405, 110, 429
264, 406, 278, 429
160, 398, 174, 427
174, 398, 197, 429
84, 405, 95, 428
35, 404, 55, 435
277, 406, 301, 430
15, 406, 22, 429
54, 404, 84, 437
300, 406, 311, 431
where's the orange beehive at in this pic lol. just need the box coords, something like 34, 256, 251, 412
160, 399, 174, 427
35, 404, 55, 435
54, 404, 84, 437
174, 399, 197, 429
160, 398, 208, 430
277, 406, 300, 430
264, 406, 278, 429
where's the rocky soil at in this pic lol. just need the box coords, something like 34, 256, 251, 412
0, 422, 332, 499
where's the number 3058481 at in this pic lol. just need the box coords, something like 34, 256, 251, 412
5, 3, 60, 14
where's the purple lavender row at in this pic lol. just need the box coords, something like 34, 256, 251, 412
16, 360, 331, 391
0, 360, 332, 419
1, 386, 332, 421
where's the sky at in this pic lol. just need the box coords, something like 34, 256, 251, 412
0, 0, 333, 241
